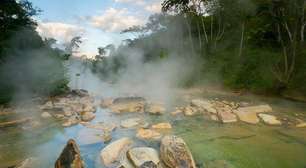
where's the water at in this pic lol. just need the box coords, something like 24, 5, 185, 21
1, 64, 306, 167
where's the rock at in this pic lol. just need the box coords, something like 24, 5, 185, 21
218, 111, 237, 123
81, 112, 95, 122
113, 97, 145, 104
62, 117, 79, 127
160, 135, 196, 168
41, 112, 52, 118
55, 139, 84, 168
40, 101, 53, 110
237, 105, 272, 114
71, 89, 89, 97
210, 114, 219, 121
296, 122, 306, 128
258, 114, 281, 125
140, 161, 158, 168
151, 123, 172, 130
146, 103, 166, 115
100, 137, 133, 166
183, 106, 199, 116
14, 157, 38, 168
121, 118, 143, 128
85, 122, 117, 132
102, 132, 112, 144
110, 102, 145, 113
101, 98, 114, 108
234, 110, 260, 124
136, 128, 162, 140
127, 147, 160, 167
191, 99, 217, 114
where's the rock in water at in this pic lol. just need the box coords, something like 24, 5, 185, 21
234, 111, 260, 124
218, 111, 237, 123
136, 128, 162, 140
151, 123, 172, 130
121, 118, 143, 128
237, 105, 272, 114
81, 112, 95, 122
127, 147, 160, 167
258, 114, 281, 125
140, 161, 158, 168
100, 137, 133, 166
146, 103, 166, 115
13, 157, 38, 168
160, 135, 196, 168
55, 139, 84, 168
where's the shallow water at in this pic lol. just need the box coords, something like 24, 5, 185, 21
1, 87, 306, 168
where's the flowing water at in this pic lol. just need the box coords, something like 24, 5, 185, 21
0, 64, 306, 168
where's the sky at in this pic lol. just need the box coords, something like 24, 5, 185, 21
29, 0, 162, 57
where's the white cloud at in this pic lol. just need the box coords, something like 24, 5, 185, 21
36, 22, 85, 44
90, 8, 144, 32
145, 2, 162, 13
114, 0, 145, 5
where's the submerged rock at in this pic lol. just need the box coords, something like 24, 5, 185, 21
151, 123, 172, 130
100, 98, 114, 108
100, 137, 133, 167
121, 118, 143, 128
127, 147, 160, 167
258, 114, 281, 125
55, 139, 84, 168
136, 128, 162, 140
160, 135, 196, 168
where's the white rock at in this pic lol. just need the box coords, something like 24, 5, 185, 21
127, 147, 160, 167
258, 114, 281, 125
41, 112, 52, 118
121, 118, 143, 128
100, 137, 133, 166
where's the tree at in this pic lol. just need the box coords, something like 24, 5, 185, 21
65, 36, 82, 55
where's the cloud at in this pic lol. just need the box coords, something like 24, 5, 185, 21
36, 22, 85, 44
90, 8, 145, 32
114, 0, 145, 5
145, 2, 162, 13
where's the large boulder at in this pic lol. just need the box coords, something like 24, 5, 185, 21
110, 102, 145, 113
127, 147, 160, 167
160, 135, 196, 168
218, 111, 237, 123
234, 111, 260, 124
55, 139, 84, 168
100, 137, 133, 167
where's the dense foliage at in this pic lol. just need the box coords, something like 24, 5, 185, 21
91, 0, 306, 97
0, 0, 69, 104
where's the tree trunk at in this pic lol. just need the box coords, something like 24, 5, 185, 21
196, 20, 202, 53
201, 17, 209, 43
238, 22, 245, 58
185, 16, 195, 57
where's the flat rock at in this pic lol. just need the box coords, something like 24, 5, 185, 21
183, 106, 199, 116
218, 111, 237, 123
258, 114, 281, 125
55, 139, 84, 168
160, 135, 196, 168
100, 137, 133, 166
110, 102, 145, 113
237, 105, 272, 114
127, 147, 160, 167
151, 123, 172, 130
191, 99, 217, 114
296, 122, 306, 128
121, 118, 143, 128
234, 111, 260, 124
100, 98, 114, 108
136, 128, 162, 140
